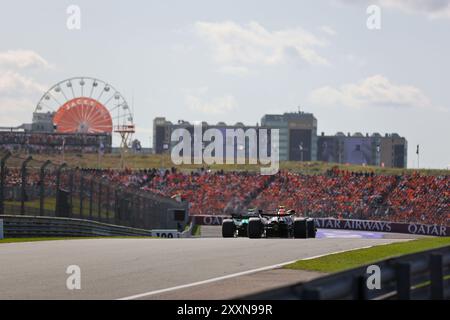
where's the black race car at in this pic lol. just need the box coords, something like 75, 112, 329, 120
247, 206, 316, 239
222, 208, 261, 238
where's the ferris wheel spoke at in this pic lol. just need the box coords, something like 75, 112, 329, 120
59, 86, 69, 102
82, 103, 94, 123
47, 92, 63, 106
97, 89, 105, 102
38, 101, 56, 112
109, 102, 127, 112
89, 79, 97, 98
102, 93, 117, 107
89, 111, 107, 124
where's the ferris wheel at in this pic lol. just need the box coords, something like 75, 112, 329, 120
35, 77, 135, 147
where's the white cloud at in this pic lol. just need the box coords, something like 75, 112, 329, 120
309, 75, 434, 109
194, 21, 329, 72
345, 54, 366, 67
0, 71, 47, 96
320, 25, 337, 36
218, 65, 250, 75
0, 51, 50, 126
186, 92, 238, 115
0, 50, 50, 69
340, 0, 450, 19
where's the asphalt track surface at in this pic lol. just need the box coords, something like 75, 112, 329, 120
0, 232, 412, 300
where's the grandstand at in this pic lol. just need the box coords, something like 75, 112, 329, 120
0, 131, 111, 154
0, 76, 447, 229
2, 148, 447, 227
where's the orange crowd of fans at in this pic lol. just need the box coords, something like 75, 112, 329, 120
3, 166, 449, 225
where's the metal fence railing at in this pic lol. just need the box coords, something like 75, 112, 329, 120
240, 245, 450, 300
0, 215, 153, 238
0, 150, 188, 231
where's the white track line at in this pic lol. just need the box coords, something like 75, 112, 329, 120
117, 245, 374, 300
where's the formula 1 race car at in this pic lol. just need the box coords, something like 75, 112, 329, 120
246, 206, 317, 239
222, 208, 261, 237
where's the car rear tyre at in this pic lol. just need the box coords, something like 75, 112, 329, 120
307, 218, 316, 238
222, 219, 236, 238
248, 218, 263, 238
294, 218, 307, 238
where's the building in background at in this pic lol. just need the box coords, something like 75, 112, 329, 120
261, 112, 317, 161
153, 117, 271, 162
317, 132, 407, 168
379, 133, 408, 168
153, 112, 407, 168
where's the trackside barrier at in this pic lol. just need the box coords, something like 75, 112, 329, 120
240, 245, 450, 300
0, 215, 152, 237
315, 218, 450, 237
150, 229, 180, 238
190, 215, 450, 237
0, 151, 188, 231
0, 219, 3, 239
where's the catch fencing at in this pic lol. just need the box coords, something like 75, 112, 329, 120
0, 150, 188, 232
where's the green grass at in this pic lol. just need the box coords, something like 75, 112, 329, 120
284, 237, 450, 273
0, 236, 154, 244
9, 152, 449, 176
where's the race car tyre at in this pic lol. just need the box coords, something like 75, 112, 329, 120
306, 218, 317, 238
222, 219, 236, 238
294, 218, 307, 238
248, 218, 263, 238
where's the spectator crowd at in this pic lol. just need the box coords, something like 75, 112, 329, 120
3, 165, 449, 225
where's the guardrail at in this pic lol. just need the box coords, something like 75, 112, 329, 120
0, 215, 152, 238
241, 245, 450, 300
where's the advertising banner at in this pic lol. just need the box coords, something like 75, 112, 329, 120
315, 218, 449, 237
191, 215, 450, 237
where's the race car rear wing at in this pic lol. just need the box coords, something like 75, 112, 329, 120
260, 209, 296, 217
231, 213, 260, 219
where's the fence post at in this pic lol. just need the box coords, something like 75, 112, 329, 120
79, 172, 84, 218
105, 184, 110, 223
20, 156, 32, 215
39, 160, 51, 216
131, 194, 137, 227
0, 151, 11, 215
430, 253, 444, 300
144, 198, 149, 229
55, 163, 67, 217
55, 163, 67, 191
396, 262, 411, 300
136, 195, 142, 228
68, 169, 74, 217
114, 188, 120, 225
97, 180, 102, 221
89, 178, 94, 220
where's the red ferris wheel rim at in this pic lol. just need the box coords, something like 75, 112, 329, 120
53, 97, 113, 134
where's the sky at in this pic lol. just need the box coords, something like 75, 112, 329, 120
0, 0, 449, 169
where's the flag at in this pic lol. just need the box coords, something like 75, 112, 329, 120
416, 145, 419, 155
